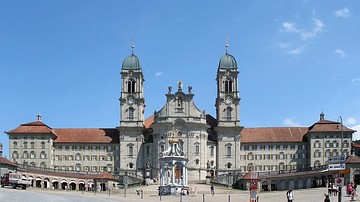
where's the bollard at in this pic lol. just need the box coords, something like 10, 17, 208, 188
338, 186, 342, 202
203, 193, 205, 202
124, 188, 126, 198
257, 196, 259, 202
141, 189, 143, 199
180, 193, 182, 202
228, 194, 231, 202
108, 188, 110, 196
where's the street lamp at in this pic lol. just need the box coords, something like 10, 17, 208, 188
337, 116, 344, 156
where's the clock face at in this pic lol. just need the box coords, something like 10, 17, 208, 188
225, 96, 232, 105
128, 97, 134, 104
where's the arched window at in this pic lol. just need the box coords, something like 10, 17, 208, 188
128, 162, 134, 169
332, 149, 339, 157
23, 141, 28, 149
40, 162, 46, 168
13, 141, 18, 149
129, 107, 135, 119
332, 140, 338, 148
224, 79, 233, 92
247, 152, 254, 160
279, 162, 285, 171
127, 79, 136, 93
23, 151, 28, 159
325, 149, 331, 157
314, 150, 321, 158
40, 151, 46, 159
76, 163, 81, 171
30, 151, 36, 159
75, 153, 81, 161
325, 141, 331, 148
314, 160, 321, 168
247, 163, 254, 171
226, 107, 232, 118
279, 152, 285, 159
41, 142, 45, 149
30, 162, 36, 167
12, 151, 19, 159
107, 164, 112, 172
210, 146, 215, 156
30, 142, 35, 149
314, 140, 321, 148
227, 162, 232, 169
195, 159, 200, 165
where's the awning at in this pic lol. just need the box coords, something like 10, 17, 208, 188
79, 181, 85, 184
36, 177, 42, 181
60, 180, 67, 183
52, 179, 58, 183
28, 176, 34, 180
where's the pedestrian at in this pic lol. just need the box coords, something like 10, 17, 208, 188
210, 184, 215, 196
324, 193, 330, 202
286, 188, 294, 202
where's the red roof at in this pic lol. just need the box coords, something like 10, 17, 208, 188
6, 121, 57, 138
308, 120, 355, 133
53, 128, 119, 143
0, 156, 17, 167
94, 171, 117, 181
144, 115, 154, 129
241, 127, 308, 143
345, 155, 360, 164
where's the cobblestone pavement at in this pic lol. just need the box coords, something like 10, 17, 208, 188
50, 184, 360, 202
1, 184, 359, 202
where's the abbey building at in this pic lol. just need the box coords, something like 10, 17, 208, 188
6, 46, 356, 182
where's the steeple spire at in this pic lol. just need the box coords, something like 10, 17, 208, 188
37, 113, 42, 121
131, 40, 135, 54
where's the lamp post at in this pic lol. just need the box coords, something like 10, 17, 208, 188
337, 116, 343, 156
337, 115, 344, 202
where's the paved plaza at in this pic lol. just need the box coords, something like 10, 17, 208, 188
39, 184, 360, 202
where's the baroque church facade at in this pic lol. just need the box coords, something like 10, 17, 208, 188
6, 46, 356, 183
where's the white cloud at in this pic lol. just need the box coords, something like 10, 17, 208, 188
278, 42, 291, 49
352, 77, 360, 83
287, 45, 305, 55
351, 124, 360, 140
283, 118, 302, 127
335, 8, 350, 18
280, 18, 324, 40
155, 72, 163, 77
334, 49, 346, 58
346, 117, 357, 125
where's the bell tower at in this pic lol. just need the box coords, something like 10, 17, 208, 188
215, 44, 240, 127
119, 44, 145, 127
215, 44, 242, 176
118, 44, 146, 177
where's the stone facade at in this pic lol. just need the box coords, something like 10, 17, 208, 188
5, 46, 356, 184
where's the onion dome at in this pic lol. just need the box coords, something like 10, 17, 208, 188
122, 54, 141, 70
218, 52, 237, 69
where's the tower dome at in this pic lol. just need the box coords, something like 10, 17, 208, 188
218, 53, 237, 69
122, 54, 142, 70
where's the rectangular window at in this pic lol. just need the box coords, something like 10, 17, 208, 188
195, 145, 200, 155
92, 155, 97, 161
129, 146, 133, 156
227, 146, 231, 156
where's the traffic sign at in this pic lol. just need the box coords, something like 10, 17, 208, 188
329, 155, 346, 164
335, 177, 344, 187
328, 163, 345, 171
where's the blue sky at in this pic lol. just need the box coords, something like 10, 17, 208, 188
1, 1, 360, 158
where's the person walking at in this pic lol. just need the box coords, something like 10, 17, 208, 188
210, 184, 215, 196
324, 193, 330, 202
286, 188, 294, 202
